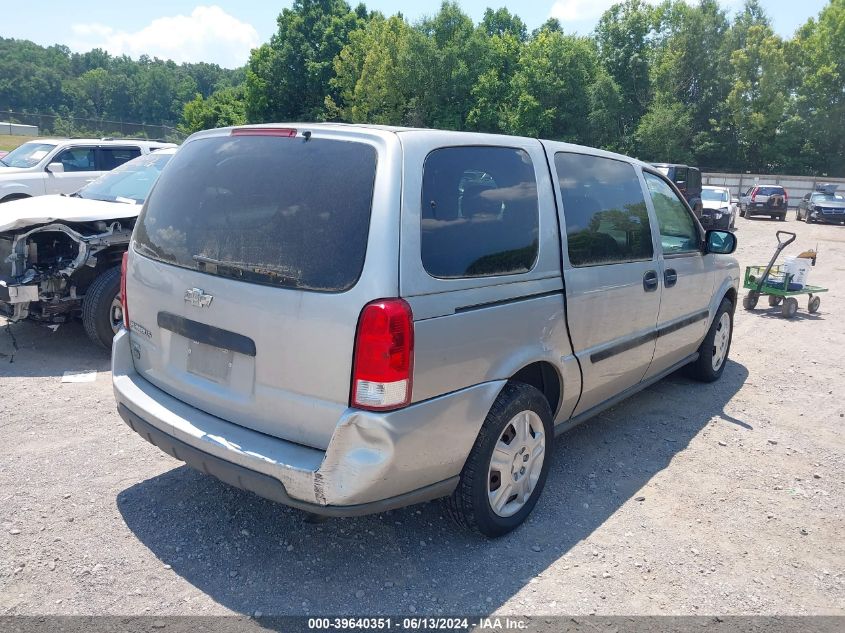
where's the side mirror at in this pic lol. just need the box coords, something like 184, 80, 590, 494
46, 162, 64, 174
705, 230, 736, 255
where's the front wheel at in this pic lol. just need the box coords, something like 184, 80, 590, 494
686, 298, 733, 382
808, 295, 820, 313
82, 266, 123, 350
445, 382, 553, 537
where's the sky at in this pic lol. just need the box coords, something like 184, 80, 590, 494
3, 1, 831, 69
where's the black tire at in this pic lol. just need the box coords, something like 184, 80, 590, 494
686, 297, 734, 383
781, 297, 799, 319
82, 267, 122, 350
742, 293, 758, 310
444, 382, 553, 538
768, 295, 782, 307
739, 206, 746, 218
779, 213, 787, 221
808, 295, 820, 313
0, 193, 31, 203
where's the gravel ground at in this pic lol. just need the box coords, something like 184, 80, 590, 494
1, 213, 843, 616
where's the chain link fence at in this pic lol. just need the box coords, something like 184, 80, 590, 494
0, 110, 185, 142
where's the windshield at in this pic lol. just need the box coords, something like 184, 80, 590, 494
134, 135, 377, 292
78, 151, 173, 203
812, 193, 845, 203
702, 189, 729, 202
0, 142, 57, 168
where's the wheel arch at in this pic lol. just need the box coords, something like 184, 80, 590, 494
508, 361, 562, 419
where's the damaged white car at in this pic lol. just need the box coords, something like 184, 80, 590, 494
0, 148, 176, 348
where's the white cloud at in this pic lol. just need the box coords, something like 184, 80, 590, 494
71, 5, 259, 68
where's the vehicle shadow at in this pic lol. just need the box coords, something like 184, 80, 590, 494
0, 318, 109, 376
749, 308, 825, 322
117, 360, 749, 616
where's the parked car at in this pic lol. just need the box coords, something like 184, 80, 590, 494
701, 185, 736, 230
739, 184, 788, 221
113, 125, 739, 537
0, 138, 175, 203
651, 163, 703, 218
796, 184, 845, 224
0, 148, 176, 348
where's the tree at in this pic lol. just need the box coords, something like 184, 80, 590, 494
244, 0, 365, 122
180, 86, 247, 134
634, 99, 694, 163
594, 0, 660, 151
331, 15, 418, 124
789, 0, 845, 176
726, 24, 790, 171
504, 31, 603, 142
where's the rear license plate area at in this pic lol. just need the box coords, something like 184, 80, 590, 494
187, 340, 234, 383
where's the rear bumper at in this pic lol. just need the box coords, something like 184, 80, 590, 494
112, 329, 503, 515
745, 205, 786, 217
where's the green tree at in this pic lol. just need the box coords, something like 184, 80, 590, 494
331, 14, 418, 124
594, 0, 660, 151
180, 86, 247, 134
634, 98, 694, 162
244, 0, 365, 122
504, 31, 603, 142
726, 24, 790, 171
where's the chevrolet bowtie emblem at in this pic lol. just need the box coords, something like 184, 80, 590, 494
184, 288, 213, 308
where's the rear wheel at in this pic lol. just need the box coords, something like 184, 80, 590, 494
686, 298, 733, 382
781, 297, 799, 319
768, 295, 782, 307
445, 382, 552, 537
82, 266, 122, 350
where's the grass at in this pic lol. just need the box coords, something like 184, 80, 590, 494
0, 135, 39, 152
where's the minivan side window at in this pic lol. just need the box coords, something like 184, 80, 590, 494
421, 146, 539, 278
554, 152, 652, 267
643, 172, 700, 255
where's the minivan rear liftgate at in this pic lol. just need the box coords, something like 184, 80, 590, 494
122, 126, 402, 450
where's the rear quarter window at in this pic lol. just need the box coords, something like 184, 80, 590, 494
420, 146, 539, 278
133, 135, 377, 292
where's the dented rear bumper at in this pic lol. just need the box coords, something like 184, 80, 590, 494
112, 328, 503, 514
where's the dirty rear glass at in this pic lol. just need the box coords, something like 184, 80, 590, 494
133, 135, 377, 292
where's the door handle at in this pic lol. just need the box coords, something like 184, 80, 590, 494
643, 270, 659, 292
664, 268, 678, 288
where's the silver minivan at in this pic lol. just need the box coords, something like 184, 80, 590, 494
113, 125, 739, 536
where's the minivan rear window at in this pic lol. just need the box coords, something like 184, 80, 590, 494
133, 135, 377, 292
757, 186, 785, 196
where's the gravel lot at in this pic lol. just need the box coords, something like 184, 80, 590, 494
1, 213, 843, 617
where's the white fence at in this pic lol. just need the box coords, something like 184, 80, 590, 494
703, 172, 845, 207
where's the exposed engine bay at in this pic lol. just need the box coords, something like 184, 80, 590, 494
0, 219, 133, 322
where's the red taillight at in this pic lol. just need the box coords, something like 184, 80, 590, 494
120, 252, 129, 329
783, 189, 789, 202
751, 187, 758, 202
351, 299, 414, 411
231, 127, 297, 137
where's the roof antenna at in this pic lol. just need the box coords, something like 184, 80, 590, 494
303, 130, 312, 141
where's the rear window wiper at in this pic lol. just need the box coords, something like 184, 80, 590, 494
192, 255, 302, 287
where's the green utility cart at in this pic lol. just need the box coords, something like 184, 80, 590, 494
742, 231, 828, 318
